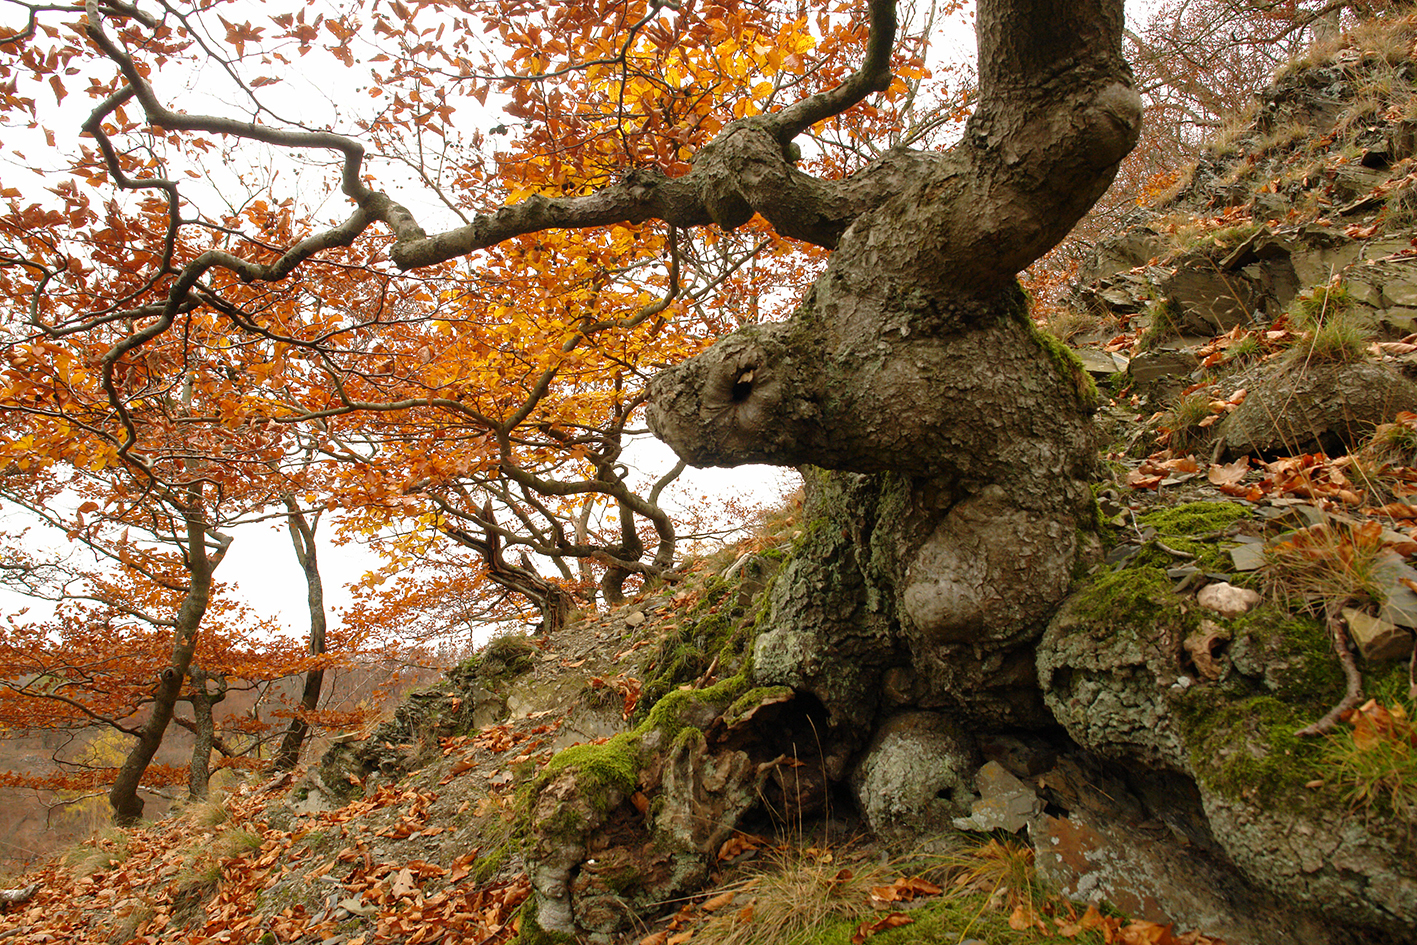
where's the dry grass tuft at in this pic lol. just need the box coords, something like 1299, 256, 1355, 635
1262, 519, 1387, 615
686, 847, 898, 945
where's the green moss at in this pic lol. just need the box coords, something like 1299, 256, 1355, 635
514, 899, 576, 945
636, 577, 757, 721
644, 674, 755, 741
1174, 692, 1333, 806
1134, 502, 1252, 572
1067, 566, 1186, 636
541, 731, 641, 813
1137, 501, 1250, 538
1229, 606, 1343, 701
1031, 321, 1103, 412
471, 840, 511, 884
726, 685, 795, 723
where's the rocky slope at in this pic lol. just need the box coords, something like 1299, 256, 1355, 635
8, 18, 1417, 945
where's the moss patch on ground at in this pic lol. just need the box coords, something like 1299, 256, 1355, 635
1174, 691, 1334, 807
1064, 566, 1192, 639
795, 892, 1109, 945
1134, 501, 1252, 572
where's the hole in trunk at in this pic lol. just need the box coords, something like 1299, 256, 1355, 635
731, 368, 755, 403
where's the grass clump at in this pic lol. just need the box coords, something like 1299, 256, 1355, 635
1225, 333, 1264, 364
686, 847, 901, 945
63, 828, 131, 877
1285, 284, 1370, 366
460, 633, 538, 681
1137, 298, 1184, 351
1325, 697, 1417, 831
1039, 309, 1098, 345
1261, 520, 1387, 615
1363, 412, 1417, 467
1157, 391, 1216, 453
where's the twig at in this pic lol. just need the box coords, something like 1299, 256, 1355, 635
1126, 508, 1196, 560
1155, 540, 1197, 561
694, 654, 721, 689
0, 881, 39, 905
1297, 601, 1364, 737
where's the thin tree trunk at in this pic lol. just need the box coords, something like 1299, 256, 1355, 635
109, 494, 230, 824
186, 665, 226, 800
272, 499, 327, 772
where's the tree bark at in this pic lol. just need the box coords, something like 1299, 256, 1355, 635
186, 665, 227, 800
271, 500, 328, 772
108, 493, 230, 824
646, 0, 1139, 732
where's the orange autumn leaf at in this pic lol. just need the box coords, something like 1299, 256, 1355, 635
851, 912, 914, 943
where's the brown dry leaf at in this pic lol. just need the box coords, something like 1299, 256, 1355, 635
902, 876, 943, 896
390, 866, 417, 899
638, 932, 669, 945
1207, 456, 1250, 486
701, 890, 736, 912
1378, 503, 1417, 520
851, 912, 914, 944
1009, 903, 1045, 931
1128, 469, 1165, 490
1117, 920, 1179, 944
870, 883, 905, 904
667, 931, 695, 945
1055, 902, 1108, 937
716, 834, 762, 861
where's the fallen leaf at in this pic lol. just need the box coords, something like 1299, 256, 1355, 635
1009, 903, 1045, 931
1208, 456, 1250, 486
851, 912, 914, 943
701, 890, 736, 912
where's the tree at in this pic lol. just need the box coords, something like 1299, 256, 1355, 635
1, 0, 1131, 823
0, 0, 956, 641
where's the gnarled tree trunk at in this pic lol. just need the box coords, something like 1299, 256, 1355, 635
646, 0, 1139, 737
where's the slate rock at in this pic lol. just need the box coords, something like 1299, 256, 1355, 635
1342, 607, 1414, 662
951, 760, 1040, 833
1218, 362, 1417, 458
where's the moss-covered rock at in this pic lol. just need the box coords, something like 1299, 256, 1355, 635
1039, 551, 1417, 938
522, 676, 812, 938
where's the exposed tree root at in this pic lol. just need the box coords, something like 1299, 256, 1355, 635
1297, 601, 1364, 737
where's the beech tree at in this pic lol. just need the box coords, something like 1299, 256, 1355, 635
1, 0, 1135, 822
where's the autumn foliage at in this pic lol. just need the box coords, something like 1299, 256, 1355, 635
0, 0, 972, 822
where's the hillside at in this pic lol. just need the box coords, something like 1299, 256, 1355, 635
6, 17, 1417, 945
